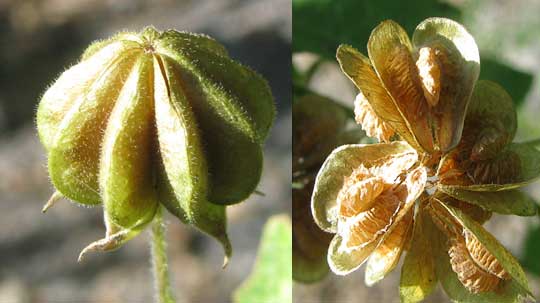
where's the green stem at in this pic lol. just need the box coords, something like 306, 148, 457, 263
151, 206, 176, 303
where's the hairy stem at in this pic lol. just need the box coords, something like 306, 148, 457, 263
151, 206, 176, 303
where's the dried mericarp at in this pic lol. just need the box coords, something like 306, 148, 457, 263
464, 230, 509, 280
448, 236, 502, 293
384, 45, 429, 121
467, 151, 521, 185
363, 18, 479, 153
340, 191, 402, 249
354, 93, 395, 143
336, 158, 411, 250
322, 17, 538, 302
427, 200, 509, 293
337, 165, 386, 217
312, 142, 426, 276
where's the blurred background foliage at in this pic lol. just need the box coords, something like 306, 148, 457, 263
0, 1, 291, 302
293, 0, 540, 302
234, 215, 292, 303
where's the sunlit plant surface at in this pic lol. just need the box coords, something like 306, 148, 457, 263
36, 27, 275, 303
309, 17, 539, 303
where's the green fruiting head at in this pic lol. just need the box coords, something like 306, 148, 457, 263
36, 27, 275, 262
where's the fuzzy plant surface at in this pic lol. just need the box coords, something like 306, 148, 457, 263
310, 17, 540, 303
36, 26, 275, 266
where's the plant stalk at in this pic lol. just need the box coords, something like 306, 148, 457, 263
151, 206, 176, 303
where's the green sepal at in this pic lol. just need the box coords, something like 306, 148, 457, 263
153, 55, 231, 262
400, 210, 437, 303
100, 54, 159, 229
155, 33, 274, 205
45, 45, 141, 205
78, 211, 151, 262
438, 187, 537, 216
464, 80, 517, 160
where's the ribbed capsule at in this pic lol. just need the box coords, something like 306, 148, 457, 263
36, 27, 275, 260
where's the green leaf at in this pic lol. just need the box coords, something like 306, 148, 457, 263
521, 224, 540, 276
311, 141, 415, 232
412, 17, 480, 152
479, 57, 533, 108
336, 45, 422, 152
234, 215, 292, 303
440, 202, 534, 300
438, 187, 538, 216
400, 211, 437, 303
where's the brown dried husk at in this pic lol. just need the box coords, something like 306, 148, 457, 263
354, 92, 395, 142
342, 191, 402, 248
426, 200, 509, 293
337, 165, 386, 217
448, 236, 502, 293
